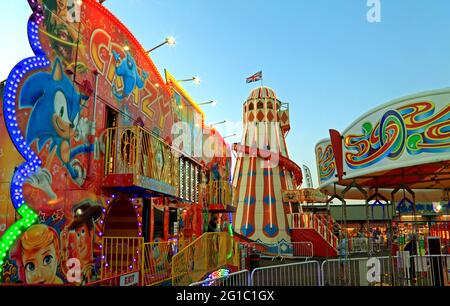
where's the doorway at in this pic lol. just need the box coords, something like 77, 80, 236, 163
104, 198, 139, 237
106, 105, 119, 129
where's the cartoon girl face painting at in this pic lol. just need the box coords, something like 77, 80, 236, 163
11, 224, 63, 285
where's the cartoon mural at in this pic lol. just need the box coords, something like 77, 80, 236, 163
315, 141, 337, 187
19, 58, 93, 188
10, 224, 64, 284
344, 101, 450, 171
111, 51, 148, 101
60, 199, 102, 284
0, 0, 232, 285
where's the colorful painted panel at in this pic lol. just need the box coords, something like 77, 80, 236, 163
342, 89, 450, 179
0, 0, 180, 284
315, 139, 337, 188
165, 70, 203, 159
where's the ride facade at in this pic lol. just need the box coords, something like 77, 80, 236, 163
0, 0, 233, 285
315, 87, 450, 256
232, 87, 302, 246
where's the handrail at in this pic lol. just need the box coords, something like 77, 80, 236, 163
208, 180, 232, 206
104, 126, 179, 190
291, 213, 339, 250
171, 232, 228, 286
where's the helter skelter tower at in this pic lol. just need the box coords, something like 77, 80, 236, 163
232, 87, 303, 245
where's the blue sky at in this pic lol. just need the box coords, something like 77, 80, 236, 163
1, 0, 450, 187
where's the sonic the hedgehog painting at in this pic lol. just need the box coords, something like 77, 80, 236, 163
19, 58, 93, 187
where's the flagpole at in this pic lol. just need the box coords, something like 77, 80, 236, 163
261, 70, 263, 87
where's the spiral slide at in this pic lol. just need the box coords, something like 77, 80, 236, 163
233, 144, 303, 185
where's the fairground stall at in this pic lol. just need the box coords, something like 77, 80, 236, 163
0, 0, 236, 286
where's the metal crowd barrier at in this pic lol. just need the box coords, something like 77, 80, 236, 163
321, 254, 450, 286
189, 270, 250, 287
321, 256, 396, 286
403, 254, 450, 286
250, 261, 322, 286
172, 233, 228, 286
243, 241, 314, 261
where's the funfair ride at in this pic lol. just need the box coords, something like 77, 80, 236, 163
232, 87, 336, 256
316, 88, 450, 256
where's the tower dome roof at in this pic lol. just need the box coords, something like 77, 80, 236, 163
247, 86, 277, 100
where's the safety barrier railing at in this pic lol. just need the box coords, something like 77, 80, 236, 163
291, 213, 339, 251
321, 254, 450, 286
101, 237, 143, 280
241, 241, 314, 260
250, 261, 322, 286
208, 181, 232, 207
403, 254, 450, 286
321, 256, 396, 286
172, 232, 228, 286
104, 126, 179, 188
141, 239, 192, 286
185, 254, 448, 287
189, 270, 250, 286
316, 213, 342, 233
96, 238, 448, 286
141, 241, 174, 286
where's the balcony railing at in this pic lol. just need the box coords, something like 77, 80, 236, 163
171, 232, 232, 286
104, 126, 179, 194
208, 180, 232, 207
291, 213, 339, 250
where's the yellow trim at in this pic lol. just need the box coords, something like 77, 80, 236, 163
165, 69, 205, 120
39, 29, 79, 47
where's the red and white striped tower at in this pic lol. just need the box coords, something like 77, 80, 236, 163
232, 87, 303, 245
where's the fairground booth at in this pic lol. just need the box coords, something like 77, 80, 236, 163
0, 0, 236, 285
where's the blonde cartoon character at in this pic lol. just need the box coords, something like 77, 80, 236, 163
10, 224, 63, 285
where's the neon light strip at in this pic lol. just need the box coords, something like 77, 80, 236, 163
1, 1, 47, 280
227, 224, 234, 259
4, 1, 49, 210
0, 204, 38, 275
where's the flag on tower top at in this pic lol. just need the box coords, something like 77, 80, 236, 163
246, 71, 262, 83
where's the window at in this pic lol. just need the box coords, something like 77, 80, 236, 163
106, 105, 118, 128
153, 206, 164, 240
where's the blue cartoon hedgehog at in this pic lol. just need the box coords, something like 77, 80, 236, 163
111, 50, 148, 101
19, 58, 93, 186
